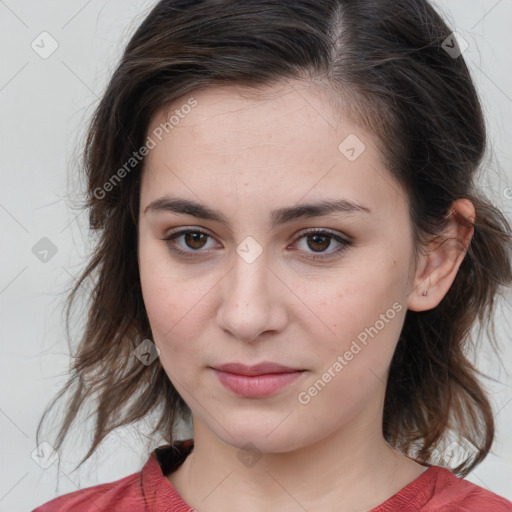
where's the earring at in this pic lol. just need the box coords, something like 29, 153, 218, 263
422, 290, 428, 296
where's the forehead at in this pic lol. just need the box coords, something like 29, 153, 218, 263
141, 81, 406, 218
148, 80, 346, 151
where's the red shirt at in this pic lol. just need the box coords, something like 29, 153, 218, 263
32, 439, 512, 511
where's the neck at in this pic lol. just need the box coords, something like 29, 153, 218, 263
168, 402, 427, 512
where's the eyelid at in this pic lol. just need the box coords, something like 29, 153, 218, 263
292, 227, 351, 242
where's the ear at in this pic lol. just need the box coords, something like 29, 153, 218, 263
407, 199, 475, 312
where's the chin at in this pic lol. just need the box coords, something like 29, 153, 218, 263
205, 413, 317, 454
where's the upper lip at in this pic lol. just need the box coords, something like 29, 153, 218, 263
212, 362, 303, 376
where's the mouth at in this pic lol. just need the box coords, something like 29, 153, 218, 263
210, 362, 306, 398
212, 361, 304, 376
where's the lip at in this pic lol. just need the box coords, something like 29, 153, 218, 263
213, 362, 302, 376
211, 362, 306, 398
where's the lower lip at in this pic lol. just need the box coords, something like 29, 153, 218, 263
213, 369, 304, 398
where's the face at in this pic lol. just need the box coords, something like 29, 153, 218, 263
138, 80, 419, 453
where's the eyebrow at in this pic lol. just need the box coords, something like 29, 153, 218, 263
144, 196, 372, 227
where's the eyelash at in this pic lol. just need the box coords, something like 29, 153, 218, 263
162, 227, 352, 261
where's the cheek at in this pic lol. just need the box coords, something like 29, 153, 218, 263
297, 293, 404, 422
139, 268, 205, 391
139, 237, 186, 346
138, 238, 216, 360
309, 255, 407, 376
317, 263, 403, 334
140, 272, 201, 346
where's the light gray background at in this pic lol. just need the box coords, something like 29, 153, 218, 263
0, 1, 511, 510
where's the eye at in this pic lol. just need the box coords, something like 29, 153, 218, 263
291, 228, 352, 260
162, 227, 352, 260
163, 228, 219, 258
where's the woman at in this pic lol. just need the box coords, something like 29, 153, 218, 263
33, 0, 512, 510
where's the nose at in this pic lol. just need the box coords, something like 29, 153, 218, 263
216, 250, 288, 343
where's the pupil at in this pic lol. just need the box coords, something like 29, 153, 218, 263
186, 233, 206, 249
308, 234, 329, 252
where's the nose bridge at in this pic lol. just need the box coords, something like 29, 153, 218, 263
232, 246, 269, 301
217, 242, 283, 340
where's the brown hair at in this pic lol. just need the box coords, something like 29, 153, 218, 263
37, 0, 512, 477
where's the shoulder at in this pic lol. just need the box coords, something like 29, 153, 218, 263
31, 469, 144, 511
422, 466, 512, 511
31, 442, 194, 512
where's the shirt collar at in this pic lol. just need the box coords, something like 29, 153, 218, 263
141, 439, 194, 512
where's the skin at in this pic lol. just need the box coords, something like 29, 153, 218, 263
137, 79, 475, 512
